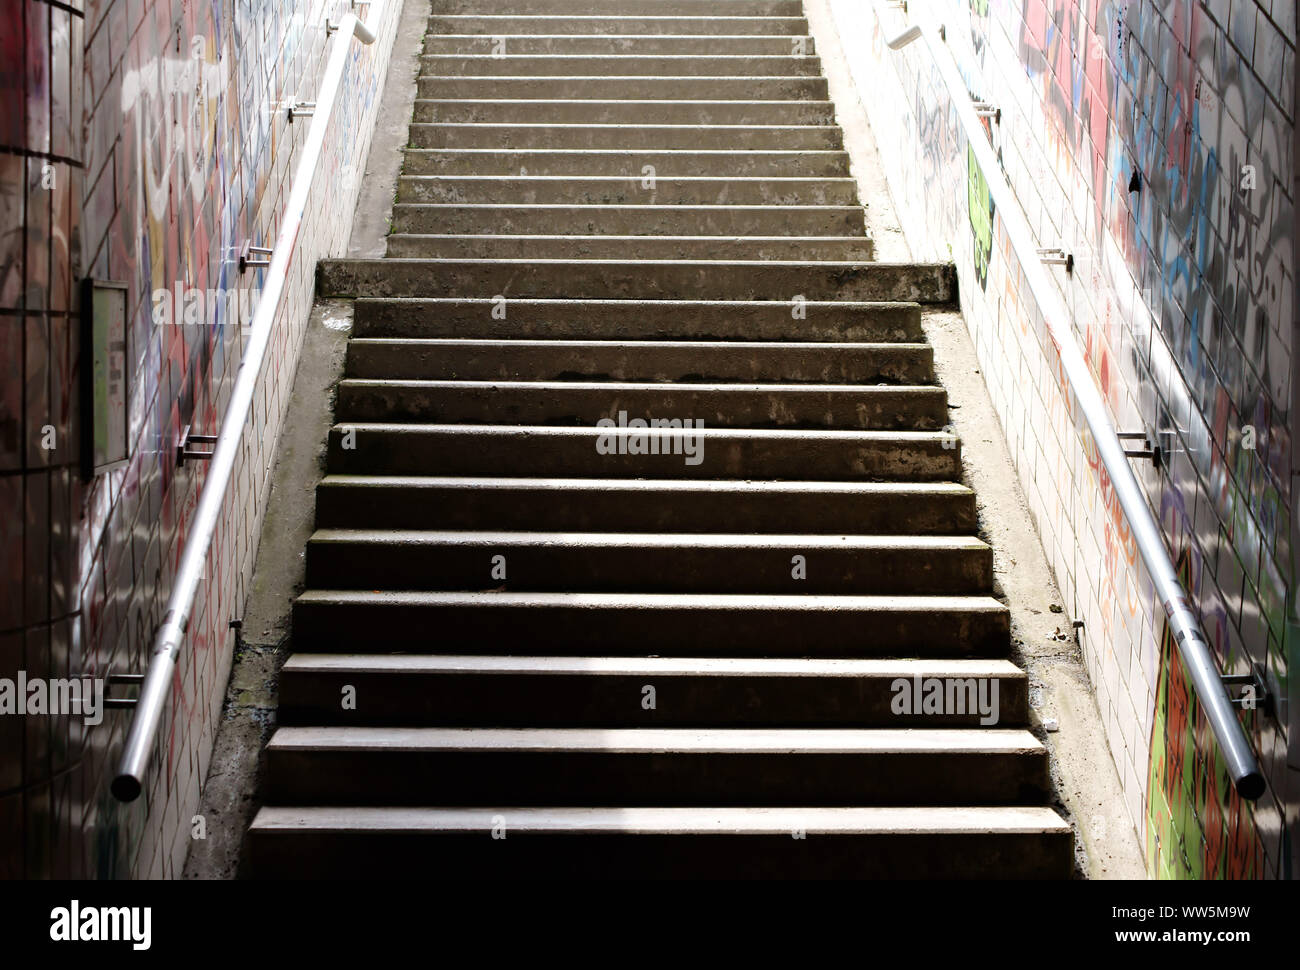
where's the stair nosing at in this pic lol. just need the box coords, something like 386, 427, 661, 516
318, 474, 974, 492
280, 653, 1024, 676
266, 725, 1045, 755
306, 528, 989, 549
250, 804, 1070, 835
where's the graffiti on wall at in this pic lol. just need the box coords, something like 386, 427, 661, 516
0, 0, 399, 876
851, 0, 1293, 876
1011, 0, 1290, 877
1147, 551, 1262, 878
968, 145, 995, 290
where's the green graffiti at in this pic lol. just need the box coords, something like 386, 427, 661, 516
967, 145, 994, 290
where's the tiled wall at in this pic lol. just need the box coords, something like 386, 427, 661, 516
0, 0, 401, 878
833, 0, 1295, 877
0, 0, 84, 881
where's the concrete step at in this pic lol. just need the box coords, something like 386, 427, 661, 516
248, 805, 1073, 879
290, 590, 1008, 656
394, 177, 859, 206
277, 655, 1025, 727
324, 424, 961, 480
351, 298, 923, 341
416, 76, 830, 100
333, 379, 945, 429
399, 147, 850, 176
411, 98, 836, 125
418, 54, 822, 77
319, 259, 956, 303
427, 16, 810, 36
389, 204, 864, 236
343, 338, 935, 384
303, 530, 991, 594
248, 0, 1057, 880
428, 0, 806, 14
383, 234, 875, 260
408, 122, 842, 150
422, 34, 817, 55
313, 477, 979, 535
262, 726, 1046, 805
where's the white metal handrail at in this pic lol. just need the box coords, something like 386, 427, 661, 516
886, 11, 1265, 798
112, 3, 385, 801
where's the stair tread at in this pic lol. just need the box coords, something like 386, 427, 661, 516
415, 74, 824, 79
282, 653, 1023, 676
328, 422, 957, 442
409, 120, 834, 127
318, 474, 974, 493
393, 200, 863, 206
400, 146, 846, 152
295, 589, 1006, 610
426, 33, 818, 38
392, 170, 852, 175
419, 53, 817, 59
348, 338, 929, 349
312, 525, 982, 548
267, 726, 1043, 754
336, 378, 935, 391
352, 296, 918, 305
251, 804, 1069, 834
410, 99, 836, 106
326, 256, 940, 268
383, 234, 870, 241
307, 529, 986, 548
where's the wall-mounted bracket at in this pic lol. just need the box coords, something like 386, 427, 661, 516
239, 242, 273, 272
177, 424, 218, 465
1116, 431, 1159, 463
1223, 664, 1273, 716
1036, 247, 1074, 273
74, 672, 145, 710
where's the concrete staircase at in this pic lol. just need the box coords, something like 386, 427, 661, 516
246, 0, 1072, 878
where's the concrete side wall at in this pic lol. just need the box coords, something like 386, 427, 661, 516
832, 0, 1294, 877
0, 0, 402, 878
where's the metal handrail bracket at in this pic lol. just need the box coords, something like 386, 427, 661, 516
112, 5, 387, 802
883, 9, 1265, 798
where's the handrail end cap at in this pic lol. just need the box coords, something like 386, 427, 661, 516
1235, 772, 1266, 801
111, 774, 143, 803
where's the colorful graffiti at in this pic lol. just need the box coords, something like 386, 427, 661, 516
846, 0, 1293, 877
967, 145, 995, 290
1007, 0, 1289, 880
1147, 550, 1262, 879
1016, 0, 1290, 575
0, 0, 400, 877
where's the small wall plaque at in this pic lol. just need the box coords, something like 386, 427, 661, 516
80, 278, 130, 478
